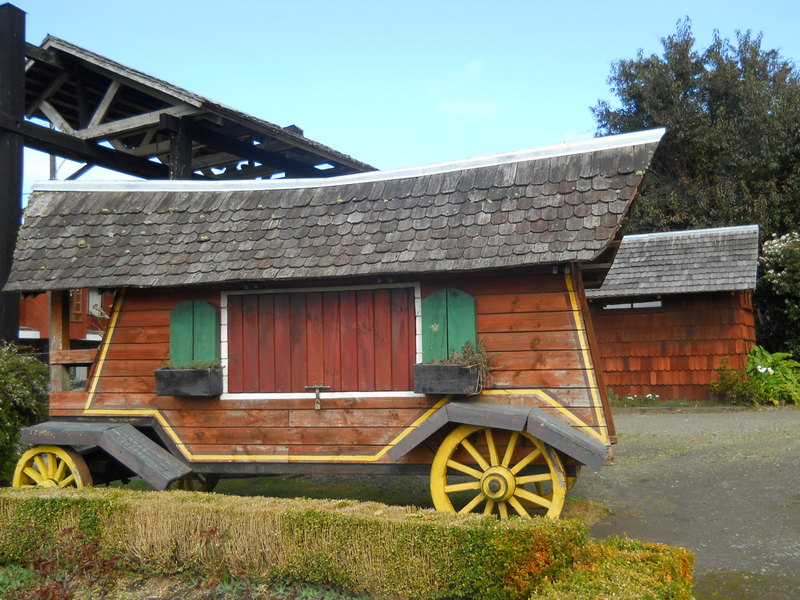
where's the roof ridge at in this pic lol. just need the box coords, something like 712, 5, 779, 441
622, 224, 759, 241
31, 128, 666, 194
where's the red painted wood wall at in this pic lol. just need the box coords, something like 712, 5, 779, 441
19, 291, 112, 342
50, 270, 612, 464
589, 291, 756, 401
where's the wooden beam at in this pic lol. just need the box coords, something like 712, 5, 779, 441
50, 348, 97, 365
74, 103, 200, 140
0, 3, 24, 342
38, 99, 75, 133
87, 78, 121, 128
24, 42, 61, 68
188, 122, 322, 177
25, 70, 70, 118
0, 112, 172, 179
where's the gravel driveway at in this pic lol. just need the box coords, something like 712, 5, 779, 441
571, 406, 800, 600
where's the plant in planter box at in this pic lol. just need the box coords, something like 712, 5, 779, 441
414, 340, 495, 395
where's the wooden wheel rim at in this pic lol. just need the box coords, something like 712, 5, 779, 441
12, 445, 93, 489
167, 473, 220, 492
430, 425, 566, 519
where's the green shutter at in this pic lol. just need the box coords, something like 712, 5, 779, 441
422, 288, 477, 362
192, 301, 219, 364
445, 288, 476, 355
170, 301, 219, 367
422, 289, 448, 362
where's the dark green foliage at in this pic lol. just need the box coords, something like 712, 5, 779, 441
0, 343, 49, 485
593, 19, 800, 355
593, 19, 800, 238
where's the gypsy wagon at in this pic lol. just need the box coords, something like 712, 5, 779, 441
7, 128, 664, 519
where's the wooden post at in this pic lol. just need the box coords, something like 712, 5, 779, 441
0, 3, 24, 342
162, 114, 192, 179
50, 290, 71, 392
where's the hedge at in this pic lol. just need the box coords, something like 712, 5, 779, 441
0, 488, 693, 600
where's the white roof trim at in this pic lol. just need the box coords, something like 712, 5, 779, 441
31, 128, 666, 194
621, 224, 759, 241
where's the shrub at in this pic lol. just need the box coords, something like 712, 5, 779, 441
709, 358, 769, 406
536, 536, 694, 600
746, 344, 800, 405
0, 343, 49, 485
0, 488, 694, 600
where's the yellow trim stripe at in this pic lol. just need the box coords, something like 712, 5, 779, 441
563, 273, 609, 443
84, 288, 126, 410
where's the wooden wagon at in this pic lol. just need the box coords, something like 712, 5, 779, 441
7, 128, 664, 519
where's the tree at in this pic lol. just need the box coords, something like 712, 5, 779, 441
592, 19, 800, 237
0, 342, 48, 485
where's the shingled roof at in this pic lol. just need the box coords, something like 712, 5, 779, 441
6, 129, 664, 292
586, 225, 759, 299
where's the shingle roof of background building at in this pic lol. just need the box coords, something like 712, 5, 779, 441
586, 225, 759, 299
5, 129, 664, 292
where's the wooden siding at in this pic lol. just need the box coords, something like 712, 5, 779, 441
49, 270, 611, 468
589, 291, 756, 401
20, 290, 113, 341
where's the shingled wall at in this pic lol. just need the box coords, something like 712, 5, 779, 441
589, 291, 755, 401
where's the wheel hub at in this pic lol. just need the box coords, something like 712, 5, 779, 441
480, 466, 516, 502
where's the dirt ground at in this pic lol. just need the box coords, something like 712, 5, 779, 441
572, 406, 800, 600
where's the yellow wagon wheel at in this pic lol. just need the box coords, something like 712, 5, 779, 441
430, 425, 566, 519
12, 445, 93, 489
166, 473, 219, 492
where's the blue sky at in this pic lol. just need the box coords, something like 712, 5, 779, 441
10, 0, 800, 192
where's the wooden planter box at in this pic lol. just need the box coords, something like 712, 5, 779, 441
155, 367, 223, 397
413, 363, 481, 395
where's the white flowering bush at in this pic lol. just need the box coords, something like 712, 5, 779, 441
746, 345, 800, 405
758, 232, 800, 357
0, 343, 48, 485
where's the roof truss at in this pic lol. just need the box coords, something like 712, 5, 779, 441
13, 36, 374, 181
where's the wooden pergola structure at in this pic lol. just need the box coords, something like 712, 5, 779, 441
0, 3, 374, 341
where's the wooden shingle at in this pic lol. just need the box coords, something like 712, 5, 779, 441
6, 129, 664, 292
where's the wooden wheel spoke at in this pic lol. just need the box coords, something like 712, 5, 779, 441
485, 429, 499, 466
458, 492, 487, 514
516, 473, 554, 485
515, 487, 552, 509
508, 496, 531, 518
54, 460, 67, 482
58, 474, 76, 488
33, 455, 48, 477
460, 438, 490, 471
510, 447, 542, 474
483, 500, 496, 515
444, 481, 481, 493
498, 502, 508, 519
501, 431, 519, 467
446, 459, 483, 479
22, 466, 45, 484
